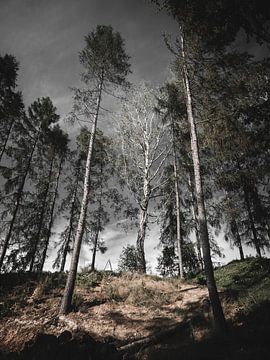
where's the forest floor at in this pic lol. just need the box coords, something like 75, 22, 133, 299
0, 257, 269, 359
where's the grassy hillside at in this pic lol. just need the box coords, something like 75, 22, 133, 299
193, 257, 270, 312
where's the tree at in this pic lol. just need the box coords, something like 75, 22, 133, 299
151, 0, 228, 332
0, 54, 24, 163
39, 126, 69, 272
117, 84, 169, 273
0, 97, 59, 271
200, 52, 270, 257
151, 0, 270, 332
118, 245, 139, 273
60, 25, 130, 314
53, 151, 83, 272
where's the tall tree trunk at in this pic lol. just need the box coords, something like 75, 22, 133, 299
91, 164, 103, 272
136, 205, 148, 273
180, 30, 226, 333
39, 155, 64, 272
188, 172, 203, 271
60, 181, 78, 272
136, 157, 151, 274
60, 76, 103, 314
236, 160, 261, 257
171, 118, 184, 278
29, 149, 55, 272
0, 133, 39, 271
234, 221, 245, 261
0, 120, 14, 163
90, 230, 99, 272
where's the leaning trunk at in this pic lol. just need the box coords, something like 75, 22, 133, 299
188, 172, 203, 271
59, 76, 103, 314
180, 30, 226, 333
0, 132, 39, 271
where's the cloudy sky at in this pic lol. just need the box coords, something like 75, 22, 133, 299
0, 0, 178, 114
0, 0, 261, 272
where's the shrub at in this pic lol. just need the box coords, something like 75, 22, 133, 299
71, 293, 85, 312
77, 271, 103, 289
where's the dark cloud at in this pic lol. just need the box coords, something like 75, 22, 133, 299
0, 0, 177, 117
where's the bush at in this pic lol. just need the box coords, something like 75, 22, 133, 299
71, 293, 85, 312
77, 271, 103, 289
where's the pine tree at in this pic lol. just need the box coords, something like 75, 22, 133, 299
0, 97, 59, 271
60, 25, 130, 314
39, 126, 69, 272
0, 54, 24, 163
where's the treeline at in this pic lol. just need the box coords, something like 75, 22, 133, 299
0, 1, 270, 332
0, 53, 124, 274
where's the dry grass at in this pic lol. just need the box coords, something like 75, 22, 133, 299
0, 271, 217, 353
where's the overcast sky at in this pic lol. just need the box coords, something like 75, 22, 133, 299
0, 0, 178, 115
0, 0, 262, 272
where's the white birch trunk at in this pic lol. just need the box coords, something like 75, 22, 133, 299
136, 177, 150, 273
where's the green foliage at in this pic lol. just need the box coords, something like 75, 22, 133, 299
71, 292, 85, 312
118, 245, 139, 272
42, 272, 67, 291
193, 257, 270, 311
77, 271, 103, 289
151, 0, 270, 47
214, 258, 270, 291
80, 25, 131, 86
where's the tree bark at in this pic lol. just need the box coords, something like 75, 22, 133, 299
60, 187, 78, 272
39, 155, 64, 272
180, 30, 226, 333
234, 222, 245, 261
91, 163, 103, 272
136, 167, 151, 273
0, 133, 39, 271
59, 76, 103, 314
188, 173, 204, 271
136, 139, 152, 274
90, 230, 99, 272
29, 149, 55, 272
136, 205, 148, 273
60, 180, 78, 272
171, 118, 184, 278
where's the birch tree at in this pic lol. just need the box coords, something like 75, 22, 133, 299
60, 25, 130, 314
117, 84, 169, 273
